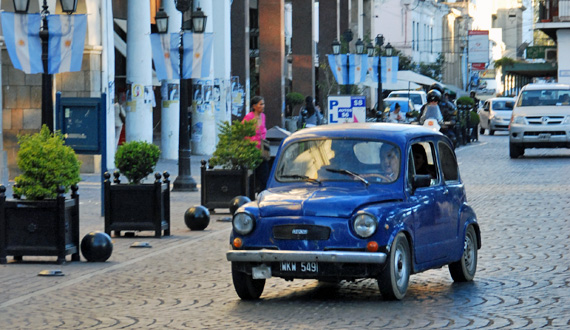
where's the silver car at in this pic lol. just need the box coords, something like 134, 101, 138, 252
509, 83, 570, 158
478, 97, 515, 135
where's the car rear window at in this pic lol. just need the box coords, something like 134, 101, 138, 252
517, 89, 570, 107
390, 93, 423, 105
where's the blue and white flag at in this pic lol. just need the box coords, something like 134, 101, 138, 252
151, 33, 178, 80
1, 12, 43, 74
328, 54, 348, 85
351, 54, 369, 84
47, 14, 87, 74
328, 54, 369, 85
381, 56, 399, 84
182, 32, 213, 79
369, 56, 399, 83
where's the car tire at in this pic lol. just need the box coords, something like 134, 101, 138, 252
509, 143, 524, 158
378, 233, 411, 300
231, 262, 265, 300
449, 225, 478, 282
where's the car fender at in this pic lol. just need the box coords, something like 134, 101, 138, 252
453, 203, 481, 260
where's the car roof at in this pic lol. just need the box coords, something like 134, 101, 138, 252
521, 83, 570, 91
384, 97, 413, 102
489, 97, 515, 102
389, 90, 426, 94
283, 123, 443, 147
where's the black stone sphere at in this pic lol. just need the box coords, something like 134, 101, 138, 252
229, 195, 251, 215
81, 232, 113, 262
184, 206, 210, 231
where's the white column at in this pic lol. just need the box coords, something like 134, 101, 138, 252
557, 29, 570, 84
160, 1, 181, 160
0, 38, 8, 186
126, 0, 153, 143
191, 1, 216, 155
101, 0, 116, 170
212, 0, 232, 145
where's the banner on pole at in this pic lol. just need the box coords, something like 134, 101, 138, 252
1, 12, 43, 74
47, 14, 87, 74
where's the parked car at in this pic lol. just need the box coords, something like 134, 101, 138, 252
509, 83, 570, 158
387, 90, 427, 112
478, 97, 515, 135
227, 123, 481, 300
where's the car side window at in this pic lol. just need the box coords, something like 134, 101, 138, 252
410, 142, 438, 186
438, 142, 459, 182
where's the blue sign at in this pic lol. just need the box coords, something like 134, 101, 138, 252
328, 95, 366, 123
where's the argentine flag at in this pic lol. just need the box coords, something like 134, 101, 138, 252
1, 12, 43, 74
328, 54, 368, 85
182, 33, 214, 79
351, 54, 368, 84
369, 56, 399, 84
151, 33, 177, 80
328, 54, 348, 85
47, 14, 87, 74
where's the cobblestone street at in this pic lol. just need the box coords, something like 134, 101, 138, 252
1, 133, 569, 329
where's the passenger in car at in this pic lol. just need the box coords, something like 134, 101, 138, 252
412, 144, 436, 179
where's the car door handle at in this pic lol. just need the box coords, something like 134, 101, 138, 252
443, 188, 449, 195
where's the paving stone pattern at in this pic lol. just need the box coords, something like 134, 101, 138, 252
0, 134, 569, 329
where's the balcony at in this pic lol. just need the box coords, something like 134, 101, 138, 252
536, 0, 570, 41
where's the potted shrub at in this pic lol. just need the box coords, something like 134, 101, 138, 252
0, 125, 82, 264
104, 141, 171, 238
201, 120, 260, 211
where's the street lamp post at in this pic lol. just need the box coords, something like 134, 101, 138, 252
374, 34, 384, 116
171, 1, 206, 191
331, 33, 365, 95
13, 0, 78, 131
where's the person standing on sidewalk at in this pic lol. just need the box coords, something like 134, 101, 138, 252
242, 96, 269, 193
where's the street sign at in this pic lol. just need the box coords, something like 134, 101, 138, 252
327, 95, 366, 124
468, 30, 489, 64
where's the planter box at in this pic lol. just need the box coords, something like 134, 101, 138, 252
0, 186, 80, 264
201, 160, 255, 211
104, 172, 170, 238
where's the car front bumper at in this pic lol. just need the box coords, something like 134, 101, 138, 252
227, 249, 387, 264
510, 124, 570, 148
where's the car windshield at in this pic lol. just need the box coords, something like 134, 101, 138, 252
492, 100, 514, 110
275, 139, 401, 184
517, 89, 570, 107
391, 93, 423, 105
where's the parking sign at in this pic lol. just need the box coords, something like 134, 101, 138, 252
328, 95, 366, 124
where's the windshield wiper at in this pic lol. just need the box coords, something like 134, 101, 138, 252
326, 168, 369, 186
280, 174, 321, 184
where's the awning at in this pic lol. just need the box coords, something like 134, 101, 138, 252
397, 71, 439, 87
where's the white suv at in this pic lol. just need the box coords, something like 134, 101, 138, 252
509, 83, 570, 158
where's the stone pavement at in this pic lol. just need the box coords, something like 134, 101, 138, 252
1, 134, 569, 329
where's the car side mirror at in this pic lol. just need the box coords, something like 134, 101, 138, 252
411, 174, 431, 194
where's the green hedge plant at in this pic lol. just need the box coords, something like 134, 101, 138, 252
209, 120, 261, 170
115, 141, 161, 184
14, 125, 81, 200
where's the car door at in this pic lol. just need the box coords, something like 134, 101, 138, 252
435, 140, 462, 251
407, 140, 448, 263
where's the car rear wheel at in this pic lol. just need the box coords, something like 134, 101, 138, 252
231, 262, 265, 300
509, 143, 524, 158
378, 233, 411, 300
449, 225, 478, 282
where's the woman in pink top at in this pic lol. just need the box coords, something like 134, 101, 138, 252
242, 96, 267, 148
243, 96, 268, 193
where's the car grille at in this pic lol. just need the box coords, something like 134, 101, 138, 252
525, 116, 565, 125
273, 224, 331, 240
523, 131, 566, 137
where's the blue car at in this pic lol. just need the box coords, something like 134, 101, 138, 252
226, 123, 481, 300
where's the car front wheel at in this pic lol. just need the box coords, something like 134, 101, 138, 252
231, 262, 265, 300
509, 143, 524, 158
449, 225, 478, 282
378, 233, 411, 300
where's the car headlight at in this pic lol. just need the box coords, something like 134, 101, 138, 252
353, 212, 378, 238
511, 115, 526, 125
233, 212, 256, 235
563, 115, 570, 125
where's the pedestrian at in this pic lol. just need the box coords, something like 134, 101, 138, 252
114, 94, 126, 147
388, 103, 405, 123
297, 96, 323, 129
242, 96, 269, 193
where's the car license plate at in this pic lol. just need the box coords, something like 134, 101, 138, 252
538, 133, 551, 140
280, 261, 318, 273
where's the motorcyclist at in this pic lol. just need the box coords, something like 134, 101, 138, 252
421, 83, 457, 147
419, 90, 443, 125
